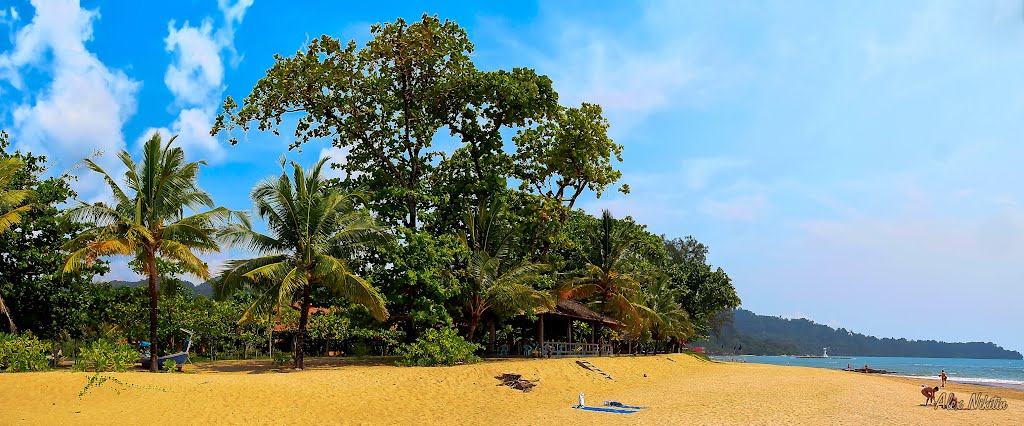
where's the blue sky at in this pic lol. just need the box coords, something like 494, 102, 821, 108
3, 0, 1024, 353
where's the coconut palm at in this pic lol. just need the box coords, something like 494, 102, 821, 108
459, 197, 552, 342
63, 133, 233, 371
214, 158, 389, 369
559, 209, 648, 328
0, 156, 34, 332
636, 277, 694, 345
0, 156, 33, 234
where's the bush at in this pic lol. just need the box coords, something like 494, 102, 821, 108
77, 339, 137, 372
0, 333, 50, 372
161, 359, 179, 372
272, 351, 292, 367
396, 327, 481, 367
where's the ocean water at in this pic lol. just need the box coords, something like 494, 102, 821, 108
710, 355, 1024, 389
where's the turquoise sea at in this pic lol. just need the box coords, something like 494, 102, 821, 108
709, 355, 1024, 389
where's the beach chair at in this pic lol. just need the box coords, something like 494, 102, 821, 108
521, 344, 533, 357
496, 344, 510, 357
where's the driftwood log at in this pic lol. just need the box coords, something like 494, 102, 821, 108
495, 373, 538, 392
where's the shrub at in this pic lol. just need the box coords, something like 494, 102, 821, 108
351, 342, 371, 358
77, 339, 137, 372
272, 351, 292, 367
396, 327, 481, 367
0, 333, 50, 372
161, 359, 179, 372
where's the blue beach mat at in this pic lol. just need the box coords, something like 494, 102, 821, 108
602, 399, 643, 409
573, 405, 639, 414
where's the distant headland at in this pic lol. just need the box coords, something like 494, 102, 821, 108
693, 309, 1023, 360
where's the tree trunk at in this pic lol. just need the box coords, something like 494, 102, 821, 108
296, 283, 312, 369
146, 249, 160, 372
0, 295, 16, 333
467, 313, 479, 342
488, 318, 496, 355
267, 308, 274, 359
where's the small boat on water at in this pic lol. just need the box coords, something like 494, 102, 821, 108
139, 329, 193, 370
796, 348, 852, 359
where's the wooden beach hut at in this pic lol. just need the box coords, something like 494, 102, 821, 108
533, 300, 621, 357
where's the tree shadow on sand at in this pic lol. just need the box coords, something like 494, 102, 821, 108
189, 357, 399, 374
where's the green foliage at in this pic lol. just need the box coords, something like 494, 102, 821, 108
396, 327, 481, 367
0, 332, 50, 372
514, 103, 628, 217
459, 197, 552, 340
216, 159, 390, 369
215, 15, 475, 230
696, 309, 1023, 359
0, 133, 108, 338
76, 339, 137, 372
351, 343, 370, 358
65, 132, 234, 372
663, 236, 740, 339
272, 351, 292, 367
161, 359, 179, 372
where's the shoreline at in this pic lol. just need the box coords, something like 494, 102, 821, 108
712, 355, 1024, 391
3, 354, 1022, 425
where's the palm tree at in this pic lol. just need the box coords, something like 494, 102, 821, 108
560, 209, 648, 329
636, 276, 694, 350
63, 133, 233, 372
460, 198, 552, 343
214, 158, 389, 369
0, 156, 34, 332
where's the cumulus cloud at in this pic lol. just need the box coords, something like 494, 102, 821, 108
318, 146, 354, 180
153, 0, 253, 162
165, 19, 223, 106
0, 0, 140, 201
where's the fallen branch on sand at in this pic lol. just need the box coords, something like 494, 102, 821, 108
495, 373, 539, 392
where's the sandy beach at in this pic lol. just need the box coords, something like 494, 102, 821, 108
1, 354, 1021, 425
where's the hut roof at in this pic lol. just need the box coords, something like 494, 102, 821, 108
536, 300, 623, 326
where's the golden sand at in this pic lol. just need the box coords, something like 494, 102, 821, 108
1, 355, 1021, 425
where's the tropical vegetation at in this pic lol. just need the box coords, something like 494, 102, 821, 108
0, 15, 740, 371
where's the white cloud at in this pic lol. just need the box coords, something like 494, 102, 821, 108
164, 19, 223, 106
485, 1, 709, 133
0, 0, 140, 202
318, 146, 354, 180
154, 0, 252, 162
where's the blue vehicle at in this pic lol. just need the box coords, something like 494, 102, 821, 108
139, 328, 194, 370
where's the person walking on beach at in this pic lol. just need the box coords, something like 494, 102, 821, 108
921, 386, 939, 406
940, 370, 947, 387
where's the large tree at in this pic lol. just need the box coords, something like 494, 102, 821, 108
215, 158, 389, 369
514, 103, 628, 222
0, 132, 35, 332
0, 132, 108, 337
64, 133, 233, 371
663, 236, 740, 339
213, 14, 474, 231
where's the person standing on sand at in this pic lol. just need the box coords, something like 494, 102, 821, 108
940, 370, 947, 387
921, 386, 939, 406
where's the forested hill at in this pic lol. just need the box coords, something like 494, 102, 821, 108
106, 279, 214, 298
694, 309, 1022, 360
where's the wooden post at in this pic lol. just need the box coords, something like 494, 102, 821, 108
538, 314, 544, 347
488, 319, 496, 355
567, 318, 572, 344
590, 322, 595, 344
